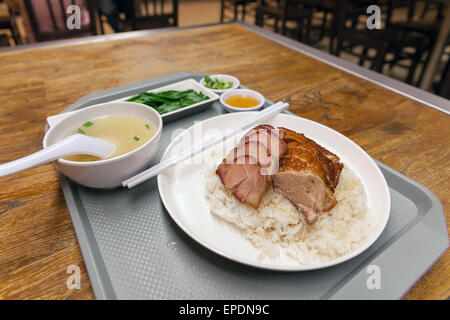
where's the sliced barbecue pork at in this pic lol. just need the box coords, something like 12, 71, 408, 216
274, 127, 343, 224
225, 141, 272, 167
216, 125, 287, 208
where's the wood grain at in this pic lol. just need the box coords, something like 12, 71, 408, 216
0, 23, 448, 300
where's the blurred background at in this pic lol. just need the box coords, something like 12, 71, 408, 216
0, 0, 449, 99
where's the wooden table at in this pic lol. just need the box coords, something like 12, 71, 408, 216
0, 22, 448, 300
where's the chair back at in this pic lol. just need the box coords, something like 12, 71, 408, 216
334, 0, 383, 34
385, 0, 444, 26
385, 0, 417, 26
130, 0, 178, 30
23, 0, 97, 42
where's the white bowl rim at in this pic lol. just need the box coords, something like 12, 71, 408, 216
199, 74, 240, 92
220, 88, 265, 111
43, 101, 163, 167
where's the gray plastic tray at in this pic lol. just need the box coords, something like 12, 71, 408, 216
55, 72, 448, 300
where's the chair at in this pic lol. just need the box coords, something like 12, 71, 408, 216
384, 0, 444, 85
0, 0, 21, 44
315, 0, 370, 53
129, 0, 178, 31
437, 56, 450, 99
333, 0, 384, 71
314, 0, 336, 45
96, 0, 134, 34
221, 0, 257, 23
0, 33, 10, 46
333, 0, 430, 80
420, 0, 444, 19
22, 0, 98, 42
255, 0, 316, 43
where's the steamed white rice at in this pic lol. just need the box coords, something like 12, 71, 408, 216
204, 165, 374, 264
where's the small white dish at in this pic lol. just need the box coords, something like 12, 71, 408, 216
199, 74, 240, 94
44, 101, 162, 189
48, 79, 219, 124
121, 79, 219, 123
220, 88, 265, 113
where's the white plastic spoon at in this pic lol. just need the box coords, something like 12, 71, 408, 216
0, 134, 114, 178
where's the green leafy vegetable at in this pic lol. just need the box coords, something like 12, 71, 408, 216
77, 128, 85, 134
134, 136, 140, 141
127, 89, 209, 115
83, 121, 94, 127
203, 75, 233, 90
145, 124, 150, 129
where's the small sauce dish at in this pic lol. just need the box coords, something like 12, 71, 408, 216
220, 88, 265, 112
199, 74, 240, 94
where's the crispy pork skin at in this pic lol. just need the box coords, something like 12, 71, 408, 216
216, 125, 287, 208
274, 127, 343, 224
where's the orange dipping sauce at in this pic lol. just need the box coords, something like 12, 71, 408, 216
225, 95, 260, 108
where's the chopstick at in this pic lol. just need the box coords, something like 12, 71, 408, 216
122, 101, 289, 189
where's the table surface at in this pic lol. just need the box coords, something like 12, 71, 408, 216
0, 23, 448, 300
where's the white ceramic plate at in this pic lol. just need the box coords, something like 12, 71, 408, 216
158, 112, 390, 271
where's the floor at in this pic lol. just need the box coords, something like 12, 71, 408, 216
179, 0, 222, 26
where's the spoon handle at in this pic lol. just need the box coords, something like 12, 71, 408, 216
0, 134, 113, 178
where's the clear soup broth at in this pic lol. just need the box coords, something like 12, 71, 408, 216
64, 115, 156, 162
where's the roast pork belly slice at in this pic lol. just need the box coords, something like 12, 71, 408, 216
241, 130, 287, 158
242, 125, 287, 156
225, 140, 271, 167
274, 127, 343, 224
239, 125, 288, 176
216, 155, 268, 208
233, 166, 268, 208
216, 124, 288, 209
216, 156, 256, 190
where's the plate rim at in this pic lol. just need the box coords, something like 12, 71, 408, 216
157, 112, 391, 271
